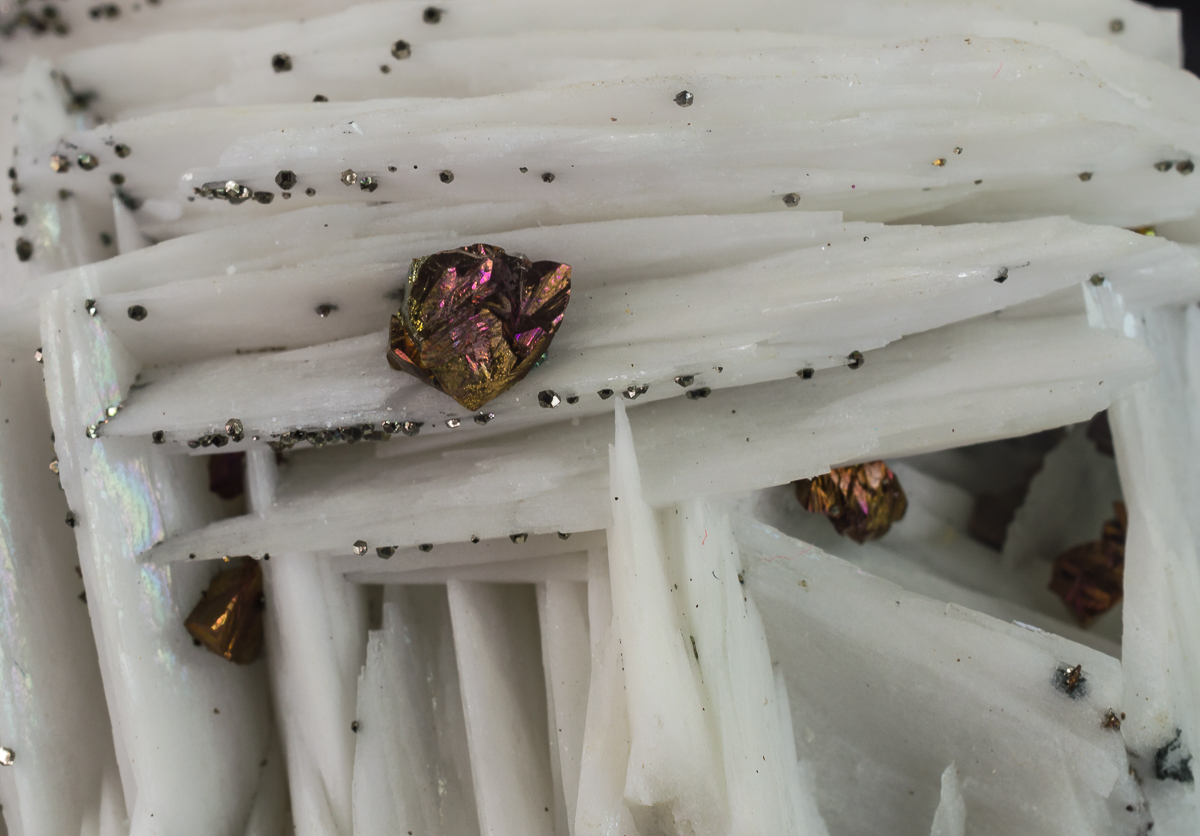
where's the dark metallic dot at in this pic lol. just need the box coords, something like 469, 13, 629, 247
674, 90, 693, 107
510, 533, 528, 544
1090, 273, 1106, 286
558, 532, 571, 540
305, 187, 316, 196
376, 546, 396, 558
15, 238, 31, 261
418, 543, 433, 552
674, 375, 694, 387
783, 193, 800, 207
275, 170, 297, 190
474, 412, 494, 425
1078, 172, 1093, 181
380, 64, 391, 74
58, 188, 72, 200
113, 143, 130, 158
422, 6, 442, 23
685, 387, 711, 400
994, 267, 1008, 284
799, 367, 814, 379
538, 390, 561, 408
109, 172, 124, 185
847, 350, 864, 369
99, 232, 112, 246
351, 721, 360, 733
253, 191, 274, 204
622, 383, 649, 400
7, 168, 15, 180
152, 430, 165, 444
359, 176, 378, 192
281, 192, 291, 199
439, 170, 454, 184
271, 53, 293, 73
1109, 18, 1124, 33
541, 172, 555, 183
1155, 160, 1174, 172
315, 303, 338, 317
1178, 160, 1194, 175
597, 389, 614, 399
127, 304, 147, 321
77, 153, 98, 170
391, 40, 411, 59
341, 169, 357, 186
519, 167, 528, 173
566, 395, 580, 404
312, 94, 328, 102
387, 165, 397, 172
65, 510, 76, 527
13, 212, 26, 226
84, 299, 97, 316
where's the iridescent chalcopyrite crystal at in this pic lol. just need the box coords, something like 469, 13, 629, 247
794, 461, 908, 543
1050, 502, 1127, 626
388, 243, 571, 410
184, 557, 264, 664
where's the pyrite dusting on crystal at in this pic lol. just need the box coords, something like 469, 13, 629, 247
783, 193, 800, 208
541, 172, 555, 183
674, 90, 694, 107
254, 191, 274, 204
539, 390, 561, 409
674, 375, 695, 387
184, 558, 264, 664
50, 154, 70, 172
1155, 160, 1175, 172
34, 347, 43, 363
622, 383, 649, 400
127, 304, 147, 321
1050, 502, 1126, 626
1179, 160, 1195, 175
77, 153, 98, 170
65, 510, 76, 527
391, 40, 411, 59
387, 243, 571, 410
353, 540, 368, 555
315, 303, 338, 317
1054, 663, 1086, 698
474, 412, 494, 425
49, 458, 59, 474
359, 176, 378, 192
1079, 172, 1093, 181
558, 532, 571, 540
566, 395, 580, 404
376, 546, 396, 559
686, 387, 711, 400
275, 170, 297, 190
341, 169, 358, 186
152, 430, 165, 444
15, 238, 32, 261
85, 424, 100, 439
400, 421, 421, 436
106, 405, 118, 418
794, 461, 908, 543
418, 543, 433, 552
598, 389, 615, 399
224, 418, 244, 441
439, 170, 454, 184
271, 53, 292, 72
114, 144, 131, 158
1109, 17, 1125, 33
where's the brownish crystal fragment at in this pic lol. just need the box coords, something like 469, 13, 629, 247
1050, 502, 1126, 626
388, 243, 571, 410
184, 558, 264, 664
794, 461, 908, 543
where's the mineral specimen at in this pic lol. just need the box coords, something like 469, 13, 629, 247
387, 243, 571, 410
1050, 502, 1127, 625
183, 558, 264, 664
794, 461, 908, 543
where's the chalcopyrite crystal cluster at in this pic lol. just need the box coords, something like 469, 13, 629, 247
6, 1, 1200, 836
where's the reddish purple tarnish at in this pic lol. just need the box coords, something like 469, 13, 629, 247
388, 243, 571, 410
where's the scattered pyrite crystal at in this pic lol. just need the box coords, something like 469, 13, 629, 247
387, 243, 571, 410
1050, 502, 1127, 625
795, 461, 908, 543
183, 558, 264, 664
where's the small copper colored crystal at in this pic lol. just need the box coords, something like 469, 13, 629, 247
184, 558, 264, 664
1050, 502, 1126, 626
388, 243, 571, 410
794, 461, 908, 543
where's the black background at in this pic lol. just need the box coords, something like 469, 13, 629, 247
1145, 0, 1198, 75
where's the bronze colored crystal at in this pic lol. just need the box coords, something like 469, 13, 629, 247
388, 243, 571, 410
184, 558, 264, 664
1050, 502, 1126, 626
794, 461, 908, 543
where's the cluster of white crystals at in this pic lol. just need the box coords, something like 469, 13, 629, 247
3, 0, 1200, 835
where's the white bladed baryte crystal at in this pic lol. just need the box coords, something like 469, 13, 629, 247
3, 0, 1200, 834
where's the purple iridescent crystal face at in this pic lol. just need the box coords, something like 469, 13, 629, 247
387, 243, 571, 410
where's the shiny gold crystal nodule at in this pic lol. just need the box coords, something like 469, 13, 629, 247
184, 557, 264, 664
794, 461, 908, 543
388, 243, 571, 410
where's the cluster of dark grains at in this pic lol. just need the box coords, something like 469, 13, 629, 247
474, 412, 494, 425
193, 180, 257, 204
1078, 172, 1093, 181
88, 4, 120, 19
685, 387, 711, 400
1, 5, 70, 37
188, 433, 231, 449
381, 420, 422, 436
1154, 728, 1194, 783
267, 423, 387, 451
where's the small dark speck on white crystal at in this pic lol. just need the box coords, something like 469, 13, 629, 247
541, 172, 555, 183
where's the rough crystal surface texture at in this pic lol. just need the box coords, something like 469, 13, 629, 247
388, 244, 571, 410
